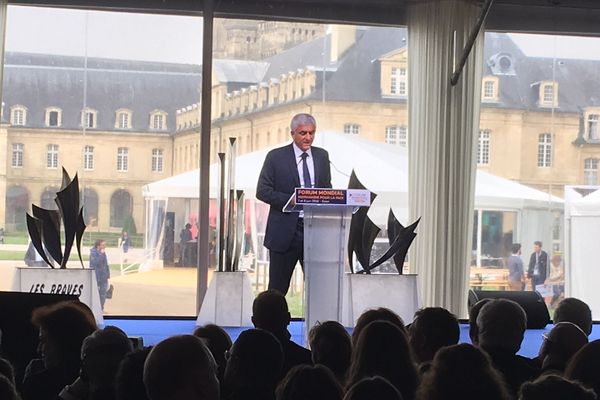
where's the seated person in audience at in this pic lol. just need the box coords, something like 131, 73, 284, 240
538, 322, 588, 375
553, 297, 593, 336
223, 328, 283, 400
21, 301, 97, 400
275, 364, 342, 400
351, 307, 406, 347
115, 347, 152, 400
252, 290, 311, 376
344, 376, 403, 400
347, 320, 418, 400
0, 375, 19, 400
565, 340, 600, 397
468, 298, 492, 345
59, 326, 133, 400
408, 307, 459, 367
0, 357, 16, 387
143, 335, 219, 400
308, 321, 351, 384
476, 299, 539, 397
193, 324, 233, 392
519, 375, 597, 400
416, 343, 511, 400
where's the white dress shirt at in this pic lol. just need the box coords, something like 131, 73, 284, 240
293, 143, 315, 188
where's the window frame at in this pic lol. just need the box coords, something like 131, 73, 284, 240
343, 123, 360, 135
478, 129, 491, 165
537, 133, 553, 168
116, 108, 132, 129
10, 105, 27, 126
152, 148, 164, 173
117, 147, 129, 172
11, 143, 24, 168
45, 107, 62, 127
83, 145, 94, 171
46, 144, 59, 169
81, 108, 97, 129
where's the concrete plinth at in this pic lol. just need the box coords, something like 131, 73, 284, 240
196, 271, 254, 327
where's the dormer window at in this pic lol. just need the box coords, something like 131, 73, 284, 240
81, 108, 97, 129
481, 77, 499, 102
391, 67, 407, 96
150, 110, 167, 131
539, 81, 558, 107
45, 107, 62, 127
588, 113, 599, 140
10, 105, 27, 126
116, 109, 132, 129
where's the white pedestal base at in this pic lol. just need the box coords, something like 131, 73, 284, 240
196, 271, 254, 327
341, 273, 420, 327
12, 267, 104, 325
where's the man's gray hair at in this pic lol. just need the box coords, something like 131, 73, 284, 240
290, 113, 316, 132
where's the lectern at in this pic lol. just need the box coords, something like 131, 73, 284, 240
284, 188, 370, 333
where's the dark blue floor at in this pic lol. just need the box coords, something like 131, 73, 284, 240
103, 319, 600, 358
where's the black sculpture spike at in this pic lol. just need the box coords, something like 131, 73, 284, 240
387, 209, 405, 273
347, 170, 377, 273
369, 217, 421, 274
360, 216, 381, 274
32, 205, 63, 266
56, 172, 81, 268
26, 214, 55, 268
75, 208, 87, 268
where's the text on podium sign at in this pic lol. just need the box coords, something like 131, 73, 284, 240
295, 188, 370, 206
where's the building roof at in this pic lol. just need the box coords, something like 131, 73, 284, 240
3, 52, 201, 133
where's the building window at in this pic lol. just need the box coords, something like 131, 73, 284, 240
83, 145, 94, 170
543, 85, 554, 103
481, 78, 498, 101
45, 108, 61, 127
152, 148, 164, 172
150, 111, 167, 130
116, 109, 132, 129
46, 144, 59, 169
81, 109, 97, 129
390, 67, 407, 96
540, 82, 558, 107
11, 143, 23, 167
385, 125, 408, 146
478, 130, 491, 165
588, 114, 599, 140
117, 147, 129, 172
584, 158, 598, 185
10, 106, 27, 126
344, 124, 360, 135
537, 133, 552, 167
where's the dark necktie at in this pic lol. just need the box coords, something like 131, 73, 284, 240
300, 152, 312, 188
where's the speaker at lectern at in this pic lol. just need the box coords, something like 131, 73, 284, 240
283, 188, 370, 334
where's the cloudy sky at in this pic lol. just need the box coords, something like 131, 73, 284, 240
5, 5, 600, 65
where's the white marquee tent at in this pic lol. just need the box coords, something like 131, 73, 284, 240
142, 132, 563, 265
565, 186, 600, 319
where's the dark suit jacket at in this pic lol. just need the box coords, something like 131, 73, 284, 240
528, 250, 548, 278
256, 143, 332, 252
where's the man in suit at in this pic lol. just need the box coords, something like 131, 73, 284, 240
528, 240, 548, 290
256, 113, 332, 295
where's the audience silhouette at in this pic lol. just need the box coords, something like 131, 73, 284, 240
251, 290, 312, 376
308, 321, 352, 384
143, 334, 219, 400
275, 364, 343, 400
5, 295, 600, 400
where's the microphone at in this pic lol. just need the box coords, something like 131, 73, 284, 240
329, 159, 351, 178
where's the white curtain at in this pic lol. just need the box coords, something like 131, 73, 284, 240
407, 0, 484, 316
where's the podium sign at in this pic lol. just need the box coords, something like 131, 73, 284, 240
284, 188, 370, 334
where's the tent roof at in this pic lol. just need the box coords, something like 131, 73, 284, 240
143, 132, 562, 220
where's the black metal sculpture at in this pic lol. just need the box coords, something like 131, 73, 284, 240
347, 170, 420, 274
26, 168, 87, 269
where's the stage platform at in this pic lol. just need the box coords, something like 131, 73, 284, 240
104, 318, 600, 358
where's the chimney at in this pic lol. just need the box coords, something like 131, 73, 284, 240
330, 24, 356, 63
